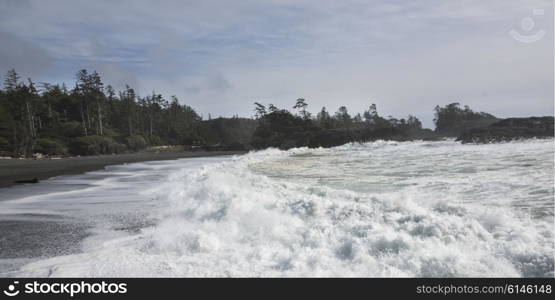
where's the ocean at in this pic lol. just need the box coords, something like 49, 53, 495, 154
0, 139, 553, 277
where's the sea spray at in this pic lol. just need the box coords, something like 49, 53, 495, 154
8, 139, 555, 277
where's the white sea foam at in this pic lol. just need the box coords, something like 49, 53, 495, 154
4, 139, 554, 277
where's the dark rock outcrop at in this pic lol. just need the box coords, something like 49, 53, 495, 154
457, 116, 554, 144
434, 103, 498, 137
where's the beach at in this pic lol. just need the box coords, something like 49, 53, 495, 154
1, 139, 552, 277
0, 150, 245, 188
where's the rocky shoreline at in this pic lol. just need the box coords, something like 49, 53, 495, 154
457, 116, 554, 144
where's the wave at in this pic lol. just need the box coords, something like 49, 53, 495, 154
14, 139, 555, 277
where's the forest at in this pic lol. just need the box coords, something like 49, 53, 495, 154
0, 69, 258, 157
0, 68, 545, 157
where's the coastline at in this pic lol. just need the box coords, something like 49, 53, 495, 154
0, 150, 246, 189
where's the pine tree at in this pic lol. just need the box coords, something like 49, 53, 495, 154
3, 69, 20, 91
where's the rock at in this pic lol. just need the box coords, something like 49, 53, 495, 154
457, 116, 554, 144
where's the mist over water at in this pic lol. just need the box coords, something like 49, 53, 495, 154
1, 139, 553, 277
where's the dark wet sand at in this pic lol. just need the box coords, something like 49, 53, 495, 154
0, 216, 89, 259
0, 150, 245, 188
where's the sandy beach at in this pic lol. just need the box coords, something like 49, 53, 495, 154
0, 150, 245, 188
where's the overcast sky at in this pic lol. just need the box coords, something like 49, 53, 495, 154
1, 0, 553, 127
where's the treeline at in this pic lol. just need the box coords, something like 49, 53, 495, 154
250, 100, 552, 148
433, 103, 553, 143
251, 99, 436, 149
0, 69, 255, 157
2, 68, 547, 157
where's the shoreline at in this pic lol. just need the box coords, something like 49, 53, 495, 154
0, 150, 246, 189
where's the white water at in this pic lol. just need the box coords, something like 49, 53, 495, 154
0, 139, 553, 277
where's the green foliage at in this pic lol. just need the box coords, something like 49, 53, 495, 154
126, 135, 147, 151
70, 135, 126, 155
252, 101, 431, 149
0, 136, 8, 151
3, 69, 20, 91
101, 127, 121, 138
46, 122, 83, 139
252, 110, 319, 149
0, 103, 12, 136
316, 107, 334, 129
434, 103, 497, 136
334, 106, 352, 128
200, 117, 257, 150
253, 102, 266, 119
293, 98, 311, 120
4, 68, 519, 155
35, 138, 68, 155
146, 135, 162, 146
0, 69, 206, 156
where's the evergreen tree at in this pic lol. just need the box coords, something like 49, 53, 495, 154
293, 98, 311, 120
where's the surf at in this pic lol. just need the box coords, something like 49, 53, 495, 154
4, 139, 554, 277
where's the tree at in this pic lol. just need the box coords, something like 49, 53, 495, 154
0, 67, 460, 157
334, 106, 351, 127
3, 69, 20, 91
353, 113, 362, 123
316, 106, 333, 129
74, 70, 91, 135
39, 83, 57, 122
120, 85, 137, 136
254, 102, 267, 119
293, 98, 311, 120
268, 104, 279, 113
105, 84, 118, 127
143, 92, 167, 139
1, 71, 40, 156
90, 71, 105, 135
25, 78, 38, 138
407, 115, 422, 129
434, 102, 497, 135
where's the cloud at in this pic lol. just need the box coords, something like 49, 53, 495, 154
184, 73, 231, 95
0, 0, 552, 127
87, 63, 139, 92
0, 31, 52, 78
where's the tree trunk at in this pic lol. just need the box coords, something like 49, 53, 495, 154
86, 107, 92, 133
26, 102, 36, 138
97, 101, 103, 135
81, 103, 88, 136
149, 115, 153, 139
12, 125, 17, 157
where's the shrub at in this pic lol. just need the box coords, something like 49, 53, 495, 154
0, 136, 9, 151
39, 122, 83, 140
35, 138, 68, 155
102, 127, 120, 137
146, 134, 162, 146
70, 135, 127, 155
126, 135, 147, 151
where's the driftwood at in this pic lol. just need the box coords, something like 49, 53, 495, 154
14, 177, 39, 184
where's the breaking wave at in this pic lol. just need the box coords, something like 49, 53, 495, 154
12, 139, 555, 277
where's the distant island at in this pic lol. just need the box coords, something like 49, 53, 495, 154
0, 69, 553, 158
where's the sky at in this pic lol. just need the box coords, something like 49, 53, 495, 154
0, 0, 553, 128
